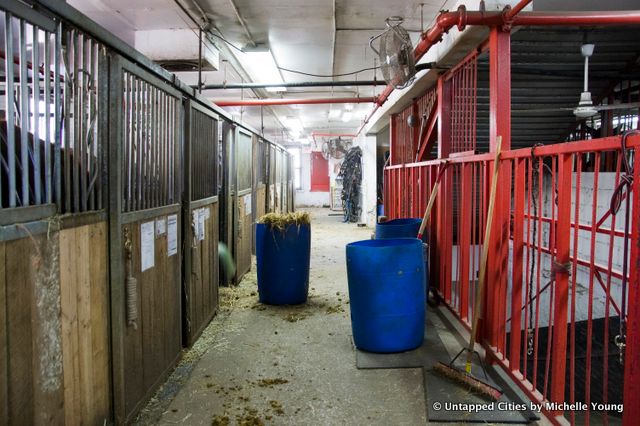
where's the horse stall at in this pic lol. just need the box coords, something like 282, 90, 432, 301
107, 56, 183, 422
1, 9, 110, 424
182, 99, 219, 346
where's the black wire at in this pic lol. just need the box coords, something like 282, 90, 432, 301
208, 33, 245, 53
279, 66, 379, 78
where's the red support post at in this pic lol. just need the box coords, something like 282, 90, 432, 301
485, 27, 511, 348
390, 114, 397, 166
623, 144, 640, 425
436, 76, 452, 300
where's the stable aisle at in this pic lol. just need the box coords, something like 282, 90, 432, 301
141, 208, 427, 425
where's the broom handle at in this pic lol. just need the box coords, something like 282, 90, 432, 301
417, 162, 449, 240
465, 136, 502, 373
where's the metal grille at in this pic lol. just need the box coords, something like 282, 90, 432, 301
121, 70, 179, 212
390, 86, 437, 165
62, 27, 104, 212
190, 108, 217, 201
0, 10, 106, 214
256, 139, 266, 184
446, 51, 478, 154
1, 10, 60, 209
237, 132, 251, 191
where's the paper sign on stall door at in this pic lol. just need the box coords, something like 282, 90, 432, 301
140, 221, 155, 271
167, 214, 178, 256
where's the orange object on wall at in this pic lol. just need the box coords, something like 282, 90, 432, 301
310, 152, 330, 192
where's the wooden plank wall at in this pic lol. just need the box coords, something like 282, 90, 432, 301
256, 186, 266, 221
121, 215, 182, 420
236, 195, 252, 281
0, 221, 110, 425
59, 222, 111, 425
185, 203, 219, 346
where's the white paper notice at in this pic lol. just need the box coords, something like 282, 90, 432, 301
140, 221, 155, 271
167, 214, 178, 256
155, 217, 166, 236
244, 194, 252, 215
198, 209, 206, 241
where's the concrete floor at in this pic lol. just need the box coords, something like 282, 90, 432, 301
138, 208, 427, 425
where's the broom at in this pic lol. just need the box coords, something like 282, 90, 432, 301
417, 161, 449, 240
432, 136, 503, 401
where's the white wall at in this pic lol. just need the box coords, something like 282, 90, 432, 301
294, 151, 330, 208
355, 135, 377, 227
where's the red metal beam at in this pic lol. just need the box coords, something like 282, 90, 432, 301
213, 97, 377, 106
504, 0, 533, 21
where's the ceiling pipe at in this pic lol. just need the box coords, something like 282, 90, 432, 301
358, 6, 640, 136
213, 96, 378, 107
198, 80, 382, 90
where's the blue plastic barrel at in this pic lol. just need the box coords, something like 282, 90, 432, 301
256, 223, 310, 305
375, 218, 422, 240
346, 238, 425, 353
376, 218, 429, 297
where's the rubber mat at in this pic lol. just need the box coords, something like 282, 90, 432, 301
354, 315, 539, 423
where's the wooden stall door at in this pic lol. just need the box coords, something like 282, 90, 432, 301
235, 130, 253, 282
183, 101, 220, 346
108, 57, 183, 423
219, 121, 236, 286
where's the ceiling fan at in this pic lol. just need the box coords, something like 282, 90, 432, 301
516, 43, 640, 118
321, 137, 352, 160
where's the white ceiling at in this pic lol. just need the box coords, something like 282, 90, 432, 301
69, 0, 454, 144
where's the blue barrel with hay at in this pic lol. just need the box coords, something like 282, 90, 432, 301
256, 212, 311, 305
346, 238, 425, 353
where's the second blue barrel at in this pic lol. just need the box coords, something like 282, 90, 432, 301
256, 223, 310, 305
375, 218, 422, 240
346, 238, 425, 353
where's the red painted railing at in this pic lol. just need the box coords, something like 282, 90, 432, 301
384, 134, 640, 425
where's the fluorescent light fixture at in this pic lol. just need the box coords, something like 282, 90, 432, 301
344, 103, 354, 111
342, 111, 353, 122
242, 46, 286, 92
328, 109, 341, 119
283, 116, 304, 138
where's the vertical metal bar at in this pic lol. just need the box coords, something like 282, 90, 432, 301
437, 77, 451, 159
54, 23, 62, 209
523, 158, 532, 379
623, 142, 640, 426
569, 154, 582, 425
4, 13, 16, 207
543, 157, 557, 399
135, 76, 142, 211
80, 34, 88, 211
44, 29, 52, 205
149, 85, 156, 208
86, 38, 94, 210
510, 157, 526, 370
585, 152, 601, 424
32, 25, 42, 205
532, 157, 543, 392
19, 19, 30, 206
72, 31, 80, 212
124, 71, 132, 212
602, 153, 623, 418
549, 152, 572, 414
